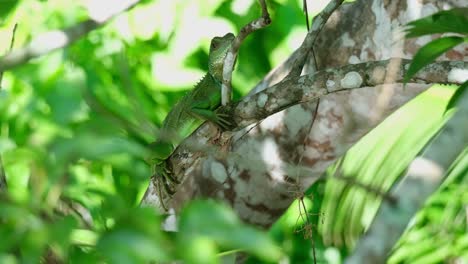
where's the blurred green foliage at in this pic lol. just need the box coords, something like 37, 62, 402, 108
0, 0, 466, 263
403, 8, 468, 83
0, 0, 303, 262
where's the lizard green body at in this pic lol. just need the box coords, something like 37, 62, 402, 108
149, 33, 235, 201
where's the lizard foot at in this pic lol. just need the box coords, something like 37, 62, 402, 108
214, 107, 235, 130
154, 160, 179, 195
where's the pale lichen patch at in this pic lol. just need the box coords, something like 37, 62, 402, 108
326, 80, 336, 90
211, 161, 228, 183
257, 93, 268, 108
342, 32, 356, 47
285, 106, 310, 138
404, 63, 411, 71
261, 138, 284, 183
447, 68, 468, 84
260, 110, 285, 131
348, 55, 360, 64
341, 71, 363, 89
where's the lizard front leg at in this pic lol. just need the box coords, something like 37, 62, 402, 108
190, 94, 233, 130
190, 107, 232, 130
149, 141, 180, 202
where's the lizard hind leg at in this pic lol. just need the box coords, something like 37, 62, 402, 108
154, 159, 180, 184
153, 161, 179, 195
151, 162, 178, 211
154, 177, 168, 211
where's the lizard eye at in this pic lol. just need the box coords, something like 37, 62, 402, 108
211, 41, 219, 50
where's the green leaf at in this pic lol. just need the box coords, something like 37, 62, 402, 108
404, 36, 464, 83
0, 254, 17, 264
98, 230, 168, 264
318, 85, 455, 248
70, 229, 98, 247
406, 8, 468, 37
445, 81, 468, 112
178, 200, 282, 263
0, 0, 19, 18
97, 207, 170, 263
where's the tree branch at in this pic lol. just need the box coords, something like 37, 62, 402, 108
143, 58, 467, 215
232, 59, 467, 128
221, 0, 271, 105
345, 81, 468, 264
250, 0, 345, 95
0, 0, 140, 72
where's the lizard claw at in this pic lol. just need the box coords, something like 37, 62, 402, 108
153, 160, 179, 196
161, 178, 176, 195
214, 109, 234, 130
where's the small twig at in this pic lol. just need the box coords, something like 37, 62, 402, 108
290, 188, 325, 264
288, 0, 345, 78
288, 45, 322, 264
299, 196, 317, 264
221, 0, 271, 105
250, 0, 344, 95
8, 24, 17, 52
303, 0, 310, 31
0, 23, 17, 83
0, 0, 140, 72
0, 157, 6, 191
0, 23, 18, 191
55, 199, 94, 229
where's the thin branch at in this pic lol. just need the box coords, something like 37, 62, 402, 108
250, 0, 345, 95
0, 157, 6, 191
0, 23, 17, 83
287, 0, 345, 78
231, 59, 467, 129
142, 59, 466, 209
221, 0, 271, 105
0, 23, 18, 192
0, 0, 140, 72
303, 0, 310, 31
345, 81, 468, 264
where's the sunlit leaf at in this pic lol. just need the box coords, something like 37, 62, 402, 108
445, 81, 468, 112
406, 8, 468, 37
404, 36, 464, 83
178, 200, 283, 263
0, 0, 19, 18
97, 207, 170, 263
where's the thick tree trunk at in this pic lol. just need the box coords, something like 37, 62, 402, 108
142, 0, 466, 230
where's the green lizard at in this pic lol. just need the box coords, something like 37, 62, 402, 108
149, 33, 235, 205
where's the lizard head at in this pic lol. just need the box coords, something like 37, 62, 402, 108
208, 33, 235, 80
